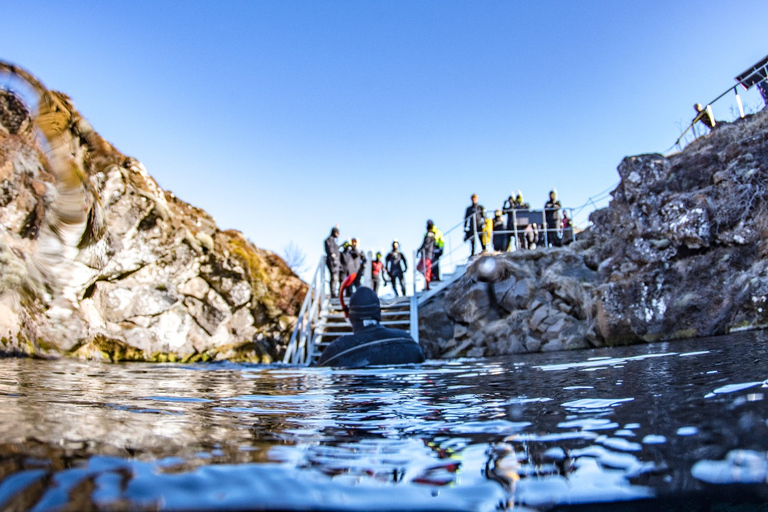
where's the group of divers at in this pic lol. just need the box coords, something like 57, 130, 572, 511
314, 189, 569, 368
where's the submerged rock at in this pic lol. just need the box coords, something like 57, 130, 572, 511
0, 63, 306, 362
420, 108, 768, 357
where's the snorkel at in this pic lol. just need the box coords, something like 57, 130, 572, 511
338, 272, 357, 319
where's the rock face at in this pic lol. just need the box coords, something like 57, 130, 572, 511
0, 63, 306, 362
420, 108, 768, 358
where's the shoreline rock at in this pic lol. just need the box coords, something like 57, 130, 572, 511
420, 108, 768, 358
0, 64, 306, 362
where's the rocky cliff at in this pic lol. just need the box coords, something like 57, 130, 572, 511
0, 62, 306, 362
420, 107, 768, 358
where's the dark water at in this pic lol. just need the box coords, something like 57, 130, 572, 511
0, 332, 767, 511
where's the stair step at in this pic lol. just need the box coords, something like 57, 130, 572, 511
322, 311, 411, 321
286, 257, 443, 364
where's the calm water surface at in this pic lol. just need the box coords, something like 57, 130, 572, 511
0, 331, 767, 510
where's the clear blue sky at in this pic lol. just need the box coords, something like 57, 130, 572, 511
2, 1, 766, 283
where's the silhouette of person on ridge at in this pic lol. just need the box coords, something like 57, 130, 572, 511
313, 287, 425, 368
693, 103, 717, 133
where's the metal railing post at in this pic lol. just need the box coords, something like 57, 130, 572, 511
409, 295, 419, 344
735, 86, 745, 118
512, 210, 519, 251
283, 255, 324, 365
543, 207, 549, 247
319, 262, 326, 311
706, 104, 716, 128
364, 250, 372, 288
412, 249, 418, 296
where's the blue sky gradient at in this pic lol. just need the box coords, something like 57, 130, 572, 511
2, 1, 766, 283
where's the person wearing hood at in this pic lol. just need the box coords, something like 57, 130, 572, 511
338, 241, 351, 295
385, 240, 408, 297
341, 238, 366, 296
348, 238, 366, 289
513, 191, 531, 250
417, 220, 438, 291
420, 220, 444, 284
693, 103, 717, 132
313, 287, 425, 367
544, 189, 562, 247
502, 192, 517, 250
464, 194, 486, 256
371, 251, 384, 294
324, 227, 340, 298
502, 191, 524, 251
492, 209, 507, 252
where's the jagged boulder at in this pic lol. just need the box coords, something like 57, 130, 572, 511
420, 107, 768, 357
0, 65, 305, 362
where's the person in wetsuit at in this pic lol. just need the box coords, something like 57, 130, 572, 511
324, 227, 340, 298
418, 221, 436, 291
313, 287, 425, 368
503, 191, 530, 251
464, 193, 486, 255
385, 240, 408, 297
544, 189, 562, 247
338, 241, 351, 293
492, 209, 507, 252
371, 252, 384, 294
346, 238, 366, 295
427, 220, 444, 281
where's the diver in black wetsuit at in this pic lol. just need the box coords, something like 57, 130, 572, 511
324, 227, 340, 298
385, 240, 407, 297
313, 287, 425, 368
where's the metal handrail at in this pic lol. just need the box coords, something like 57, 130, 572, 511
411, 206, 576, 292
668, 63, 767, 154
282, 255, 325, 365
285, 252, 420, 364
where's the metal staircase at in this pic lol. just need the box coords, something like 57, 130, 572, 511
412, 262, 468, 306
308, 295, 418, 363
282, 256, 420, 366
283, 204, 580, 365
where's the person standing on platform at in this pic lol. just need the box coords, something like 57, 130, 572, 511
513, 192, 531, 250
562, 211, 573, 245
544, 189, 562, 247
339, 241, 352, 295
371, 252, 384, 294
502, 192, 517, 250
346, 238, 366, 295
324, 227, 341, 298
464, 194, 486, 256
426, 220, 444, 281
492, 209, 507, 252
418, 220, 438, 291
386, 240, 408, 297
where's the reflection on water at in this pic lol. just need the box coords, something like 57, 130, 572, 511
0, 331, 767, 510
